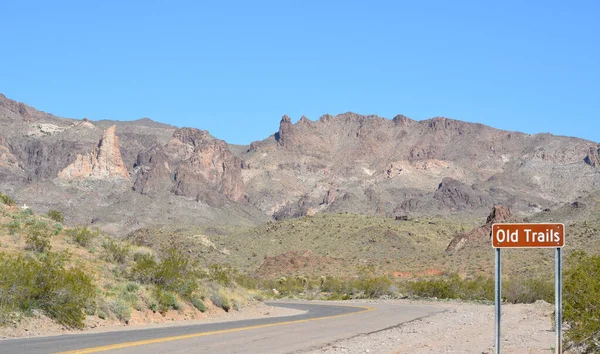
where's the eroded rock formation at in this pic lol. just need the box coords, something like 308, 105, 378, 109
585, 146, 600, 167
133, 128, 245, 202
58, 125, 129, 180
445, 205, 523, 253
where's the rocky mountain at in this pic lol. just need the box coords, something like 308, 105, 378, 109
1, 93, 599, 234
239, 113, 600, 219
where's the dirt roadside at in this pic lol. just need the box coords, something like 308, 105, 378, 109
304, 299, 557, 354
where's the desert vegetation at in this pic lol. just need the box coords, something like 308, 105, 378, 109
563, 251, 600, 352
0, 196, 259, 330
2, 191, 600, 352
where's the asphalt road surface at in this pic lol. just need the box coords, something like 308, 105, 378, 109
0, 301, 443, 354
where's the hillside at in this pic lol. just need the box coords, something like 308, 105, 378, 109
0, 194, 260, 335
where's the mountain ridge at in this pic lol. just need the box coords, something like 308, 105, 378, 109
1, 93, 599, 235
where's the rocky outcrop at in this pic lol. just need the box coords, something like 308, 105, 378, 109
133, 128, 245, 202
0, 136, 19, 171
584, 146, 600, 167
433, 178, 492, 210
275, 115, 295, 147
58, 125, 129, 180
445, 205, 523, 253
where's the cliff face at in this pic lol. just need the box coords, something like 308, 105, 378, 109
58, 126, 129, 180
133, 128, 244, 203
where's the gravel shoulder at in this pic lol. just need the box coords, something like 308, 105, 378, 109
304, 299, 556, 354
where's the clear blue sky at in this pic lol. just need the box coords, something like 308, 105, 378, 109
1, 0, 598, 144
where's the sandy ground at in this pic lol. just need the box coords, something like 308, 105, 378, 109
305, 299, 557, 354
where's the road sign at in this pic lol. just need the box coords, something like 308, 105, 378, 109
492, 222, 565, 353
492, 223, 565, 248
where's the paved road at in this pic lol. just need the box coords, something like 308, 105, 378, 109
0, 301, 443, 354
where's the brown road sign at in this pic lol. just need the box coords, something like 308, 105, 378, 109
492, 223, 565, 248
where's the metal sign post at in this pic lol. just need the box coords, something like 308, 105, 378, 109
495, 248, 502, 353
555, 247, 562, 353
492, 223, 565, 354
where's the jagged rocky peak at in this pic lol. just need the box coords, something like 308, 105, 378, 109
276, 115, 295, 147
584, 145, 600, 167
392, 114, 414, 126
0, 93, 35, 121
172, 127, 212, 147
485, 205, 512, 224
298, 115, 312, 125
58, 125, 129, 180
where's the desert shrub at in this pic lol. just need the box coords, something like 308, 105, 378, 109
404, 274, 494, 301
20, 208, 33, 216
208, 264, 236, 286
68, 227, 97, 247
102, 239, 130, 264
6, 220, 20, 235
110, 298, 132, 322
47, 210, 64, 223
0, 252, 96, 329
130, 253, 158, 283
129, 248, 200, 299
154, 288, 180, 313
153, 248, 199, 297
24, 221, 53, 253
191, 295, 206, 312
0, 193, 15, 206
563, 251, 600, 353
210, 291, 231, 312
503, 277, 553, 304
353, 275, 394, 298
126, 282, 139, 293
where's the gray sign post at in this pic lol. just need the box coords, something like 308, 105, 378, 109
492, 223, 565, 354
555, 247, 562, 353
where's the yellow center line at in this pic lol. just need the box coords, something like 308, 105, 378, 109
56, 303, 376, 354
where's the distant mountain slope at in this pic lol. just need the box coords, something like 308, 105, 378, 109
241, 113, 600, 219
1, 93, 599, 234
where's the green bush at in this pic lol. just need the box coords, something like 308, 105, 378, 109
0, 252, 96, 329
47, 210, 64, 223
503, 277, 553, 304
126, 282, 139, 293
110, 299, 132, 323
68, 227, 97, 247
564, 251, 600, 353
191, 295, 206, 312
154, 288, 180, 314
102, 239, 130, 264
208, 264, 236, 286
0, 193, 15, 206
153, 248, 200, 298
6, 220, 20, 235
130, 253, 158, 284
24, 221, 53, 253
20, 208, 33, 217
210, 291, 231, 312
